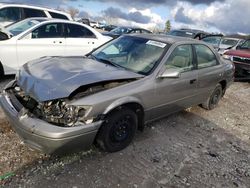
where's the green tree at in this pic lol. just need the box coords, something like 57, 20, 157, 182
165, 20, 171, 33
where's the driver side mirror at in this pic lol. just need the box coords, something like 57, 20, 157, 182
158, 68, 181, 79
0, 31, 10, 40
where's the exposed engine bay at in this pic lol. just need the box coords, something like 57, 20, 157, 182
8, 79, 135, 127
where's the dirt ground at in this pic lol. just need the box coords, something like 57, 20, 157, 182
0, 80, 250, 188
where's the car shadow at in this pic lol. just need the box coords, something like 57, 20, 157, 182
2, 109, 250, 188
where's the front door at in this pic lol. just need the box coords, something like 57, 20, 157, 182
151, 44, 198, 120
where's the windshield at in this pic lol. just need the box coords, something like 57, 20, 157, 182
91, 36, 168, 75
239, 40, 250, 49
221, 38, 238, 46
6, 19, 45, 36
110, 27, 132, 35
168, 30, 195, 38
202, 36, 222, 46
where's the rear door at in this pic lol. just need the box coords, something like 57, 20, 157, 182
193, 44, 225, 102
152, 44, 198, 120
16, 22, 66, 67
64, 23, 98, 56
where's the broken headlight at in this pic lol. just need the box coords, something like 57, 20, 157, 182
41, 100, 92, 127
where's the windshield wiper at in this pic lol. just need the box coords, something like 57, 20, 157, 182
96, 58, 123, 69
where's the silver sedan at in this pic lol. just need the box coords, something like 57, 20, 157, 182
0, 34, 234, 154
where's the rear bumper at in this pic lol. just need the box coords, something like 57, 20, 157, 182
0, 90, 102, 154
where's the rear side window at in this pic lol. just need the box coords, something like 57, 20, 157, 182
0, 7, 22, 22
49, 12, 68, 20
23, 8, 46, 18
32, 23, 63, 38
66, 24, 96, 38
194, 44, 218, 69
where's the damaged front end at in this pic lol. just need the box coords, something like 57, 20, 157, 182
9, 79, 135, 127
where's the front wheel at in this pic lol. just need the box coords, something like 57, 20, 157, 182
96, 108, 137, 152
201, 84, 223, 110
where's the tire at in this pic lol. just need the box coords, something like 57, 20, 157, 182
0, 62, 4, 79
96, 108, 138, 152
201, 84, 223, 110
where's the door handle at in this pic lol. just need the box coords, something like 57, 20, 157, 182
190, 79, 197, 84
53, 41, 63, 44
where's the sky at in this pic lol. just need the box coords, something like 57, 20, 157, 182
3, 0, 250, 34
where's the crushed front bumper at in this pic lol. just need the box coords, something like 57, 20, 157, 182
0, 89, 102, 154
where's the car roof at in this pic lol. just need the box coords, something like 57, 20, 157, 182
172, 29, 208, 35
17, 17, 79, 24
221, 37, 241, 41
127, 34, 200, 44
0, 3, 71, 16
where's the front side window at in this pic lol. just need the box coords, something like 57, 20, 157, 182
165, 45, 193, 72
194, 44, 218, 69
0, 7, 21, 22
92, 36, 167, 75
66, 24, 95, 38
23, 8, 46, 18
240, 40, 250, 49
32, 23, 63, 38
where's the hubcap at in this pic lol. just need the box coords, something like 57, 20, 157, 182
211, 89, 221, 106
111, 116, 131, 143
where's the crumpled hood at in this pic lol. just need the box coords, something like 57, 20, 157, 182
17, 56, 143, 102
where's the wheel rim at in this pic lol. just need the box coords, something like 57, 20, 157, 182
211, 89, 221, 106
110, 115, 131, 143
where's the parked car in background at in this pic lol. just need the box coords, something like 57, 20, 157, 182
103, 26, 152, 38
168, 29, 208, 40
223, 39, 250, 81
97, 22, 106, 29
0, 34, 234, 154
202, 35, 245, 55
201, 34, 223, 50
77, 18, 90, 26
0, 18, 111, 76
0, 3, 72, 27
216, 37, 243, 55
101, 24, 117, 31
90, 21, 99, 28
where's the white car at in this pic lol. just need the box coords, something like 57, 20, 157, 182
90, 21, 99, 28
0, 18, 112, 76
0, 3, 72, 27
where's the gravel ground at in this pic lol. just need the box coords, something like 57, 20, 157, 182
0, 78, 250, 187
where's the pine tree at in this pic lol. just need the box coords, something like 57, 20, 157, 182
165, 20, 171, 33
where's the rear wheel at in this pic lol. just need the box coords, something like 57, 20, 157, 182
96, 108, 137, 152
201, 84, 223, 110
